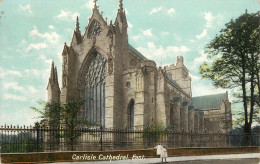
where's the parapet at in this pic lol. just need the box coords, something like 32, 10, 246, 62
141, 60, 156, 68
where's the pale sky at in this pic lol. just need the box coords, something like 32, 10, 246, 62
0, 0, 259, 125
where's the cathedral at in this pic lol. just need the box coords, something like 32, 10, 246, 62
47, 0, 232, 132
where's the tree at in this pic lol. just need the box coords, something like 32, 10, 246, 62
32, 100, 62, 128
233, 107, 260, 128
199, 10, 260, 135
61, 99, 93, 150
32, 99, 94, 150
143, 122, 165, 148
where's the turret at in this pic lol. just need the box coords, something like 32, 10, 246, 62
115, 0, 128, 34
47, 61, 60, 102
165, 56, 192, 96
71, 16, 82, 46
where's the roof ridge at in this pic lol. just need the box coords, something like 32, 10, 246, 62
128, 43, 147, 59
192, 92, 227, 110
192, 92, 226, 98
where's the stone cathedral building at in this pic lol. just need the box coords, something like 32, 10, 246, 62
47, 0, 232, 132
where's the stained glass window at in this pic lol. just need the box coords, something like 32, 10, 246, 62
87, 20, 102, 39
85, 53, 106, 126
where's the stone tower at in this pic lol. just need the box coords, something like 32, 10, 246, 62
165, 56, 192, 96
47, 61, 60, 102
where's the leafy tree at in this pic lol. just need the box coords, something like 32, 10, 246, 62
143, 122, 165, 147
61, 99, 94, 150
233, 107, 260, 128
32, 100, 62, 128
32, 99, 94, 150
199, 10, 260, 135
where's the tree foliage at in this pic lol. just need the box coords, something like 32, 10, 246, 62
31, 100, 62, 128
32, 99, 95, 150
143, 122, 165, 147
32, 99, 93, 129
199, 10, 260, 134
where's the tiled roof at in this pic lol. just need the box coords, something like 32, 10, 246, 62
192, 93, 226, 110
128, 44, 147, 59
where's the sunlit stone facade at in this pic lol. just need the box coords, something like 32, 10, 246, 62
47, 1, 232, 132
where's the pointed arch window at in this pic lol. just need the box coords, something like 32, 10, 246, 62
85, 52, 106, 126
128, 100, 135, 130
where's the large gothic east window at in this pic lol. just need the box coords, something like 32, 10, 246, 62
85, 53, 106, 126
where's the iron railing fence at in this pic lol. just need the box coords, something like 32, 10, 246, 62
0, 125, 259, 153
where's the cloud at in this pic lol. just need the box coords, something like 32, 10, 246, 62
4, 93, 26, 102
82, 0, 94, 9
192, 82, 231, 97
189, 73, 201, 82
142, 28, 153, 37
54, 10, 79, 21
150, 7, 176, 15
125, 9, 129, 15
27, 85, 38, 93
194, 12, 225, 40
26, 43, 47, 52
190, 50, 213, 70
132, 28, 154, 41
204, 12, 225, 29
39, 55, 52, 65
25, 26, 61, 53
19, 4, 33, 15
167, 8, 175, 15
196, 29, 207, 39
150, 7, 162, 15
173, 33, 182, 41
132, 34, 141, 41
48, 25, 54, 30
190, 73, 232, 99
29, 26, 60, 44
128, 22, 133, 28
161, 31, 169, 36
204, 12, 214, 28
3, 82, 24, 92
0, 67, 23, 78
136, 42, 190, 65
25, 68, 40, 77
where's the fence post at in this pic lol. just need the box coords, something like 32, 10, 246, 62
35, 122, 40, 152
100, 125, 103, 151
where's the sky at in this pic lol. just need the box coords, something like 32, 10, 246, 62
0, 0, 259, 126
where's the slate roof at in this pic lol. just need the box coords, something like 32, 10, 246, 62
192, 93, 226, 110
128, 44, 147, 59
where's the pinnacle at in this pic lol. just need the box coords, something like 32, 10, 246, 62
75, 16, 80, 33
119, 0, 123, 11
93, 0, 98, 9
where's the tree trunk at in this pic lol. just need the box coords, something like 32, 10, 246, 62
257, 72, 260, 106
249, 54, 256, 129
241, 55, 249, 134
249, 72, 254, 130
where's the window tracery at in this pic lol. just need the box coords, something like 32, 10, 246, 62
87, 20, 102, 39
85, 53, 107, 126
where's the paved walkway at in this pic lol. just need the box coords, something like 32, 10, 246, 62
53, 153, 260, 164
